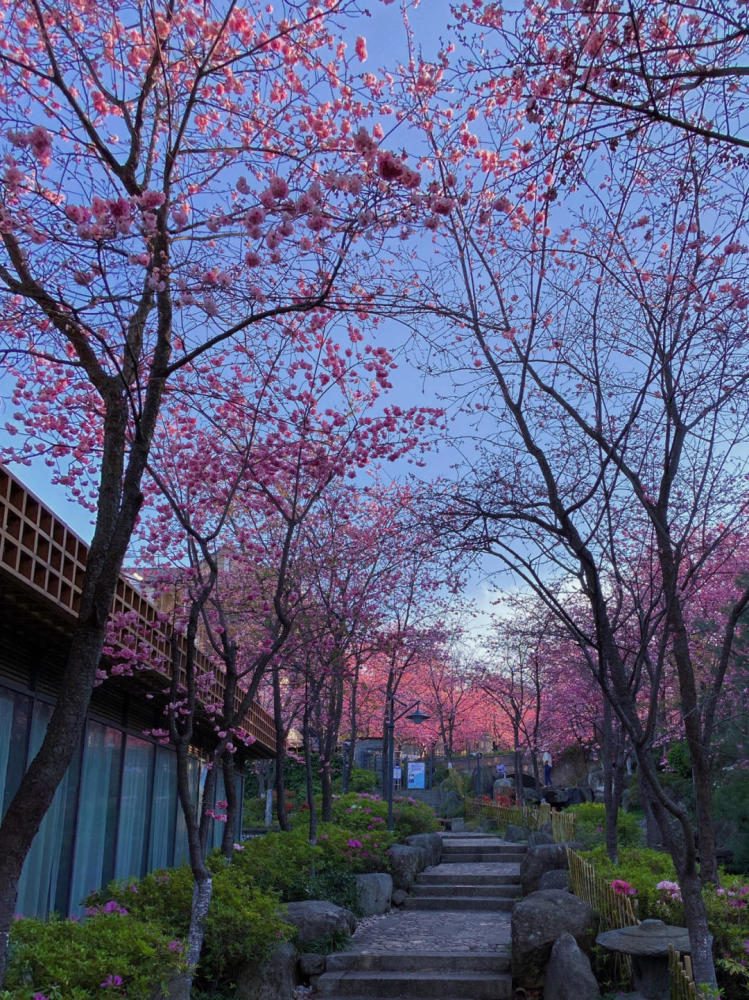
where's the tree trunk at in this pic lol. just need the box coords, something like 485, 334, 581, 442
602, 699, 618, 863
169, 874, 213, 1000
220, 752, 238, 859
320, 760, 333, 822
272, 664, 289, 831
304, 715, 318, 845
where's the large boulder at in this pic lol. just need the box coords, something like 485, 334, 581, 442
283, 900, 356, 947
389, 843, 426, 890
355, 873, 392, 916
235, 942, 298, 1000
405, 833, 442, 867
439, 787, 464, 818
543, 932, 600, 1000
529, 830, 555, 846
512, 890, 598, 990
520, 842, 584, 895
538, 869, 570, 891
543, 786, 571, 807
506, 823, 530, 842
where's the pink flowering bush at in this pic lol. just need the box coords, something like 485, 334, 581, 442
331, 792, 439, 838
610, 878, 637, 897
316, 822, 394, 874
1, 912, 185, 999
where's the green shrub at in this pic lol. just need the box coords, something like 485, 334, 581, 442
392, 796, 440, 836
4, 913, 185, 1000
713, 771, 749, 873
704, 875, 749, 999
567, 802, 643, 850
581, 846, 679, 918
86, 861, 291, 992
349, 767, 379, 793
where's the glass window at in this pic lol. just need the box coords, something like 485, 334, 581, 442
0, 687, 30, 815
16, 701, 76, 917
148, 746, 177, 871
68, 722, 123, 914
114, 735, 154, 882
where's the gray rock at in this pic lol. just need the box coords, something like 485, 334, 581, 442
355, 873, 392, 916
284, 900, 356, 947
524, 787, 542, 803
520, 842, 585, 895
389, 843, 426, 889
544, 787, 571, 807
544, 932, 600, 1000
298, 953, 326, 979
391, 888, 408, 907
405, 833, 442, 867
538, 869, 570, 891
235, 942, 298, 1000
529, 830, 555, 846
439, 788, 464, 818
493, 778, 513, 797
506, 823, 530, 842
512, 890, 598, 989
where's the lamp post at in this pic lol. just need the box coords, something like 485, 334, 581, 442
385, 694, 429, 831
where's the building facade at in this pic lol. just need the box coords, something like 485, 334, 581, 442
0, 465, 275, 917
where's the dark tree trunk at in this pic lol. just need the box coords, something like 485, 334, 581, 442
221, 752, 238, 859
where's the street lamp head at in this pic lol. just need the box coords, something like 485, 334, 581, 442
405, 705, 430, 725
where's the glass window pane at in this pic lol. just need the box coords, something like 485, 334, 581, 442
148, 747, 177, 871
68, 722, 123, 914
16, 701, 75, 917
114, 736, 154, 882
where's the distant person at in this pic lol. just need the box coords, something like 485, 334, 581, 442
496, 762, 506, 780
542, 750, 552, 786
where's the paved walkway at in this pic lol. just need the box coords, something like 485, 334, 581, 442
348, 906, 511, 955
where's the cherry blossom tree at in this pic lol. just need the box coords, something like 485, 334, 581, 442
377, 7, 749, 983
0, 0, 425, 979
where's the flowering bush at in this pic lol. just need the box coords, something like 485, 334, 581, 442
705, 876, 749, 998
331, 791, 439, 838
316, 822, 395, 874
2, 912, 185, 999
611, 879, 637, 897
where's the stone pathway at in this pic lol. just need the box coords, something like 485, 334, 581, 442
314, 833, 525, 1000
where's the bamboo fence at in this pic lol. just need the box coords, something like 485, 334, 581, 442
469, 797, 576, 844
669, 946, 698, 1000
566, 847, 638, 986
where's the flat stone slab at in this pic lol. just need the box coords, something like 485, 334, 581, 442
426, 862, 521, 877
345, 909, 511, 955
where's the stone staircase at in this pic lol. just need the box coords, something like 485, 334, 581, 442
316, 951, 511, 999
314, 833, 523, 1000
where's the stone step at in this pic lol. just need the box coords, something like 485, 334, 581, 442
439, 852, 526, 864
410, 883, 521, 899
417, 871, 520, 886
325, 953, 510, 974
441, 843, 525, 853
315, 970, 512, 999
402, 895, 516, 912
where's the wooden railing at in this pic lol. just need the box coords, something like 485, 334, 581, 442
0, 465, 275, 754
